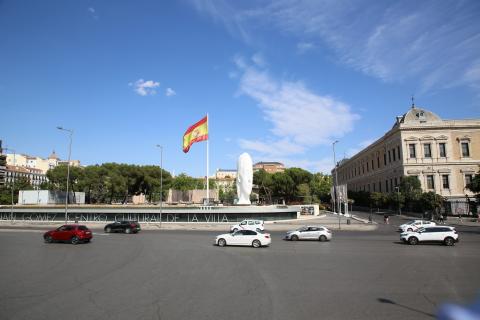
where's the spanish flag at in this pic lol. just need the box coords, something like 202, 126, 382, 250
183, 116, 208, 153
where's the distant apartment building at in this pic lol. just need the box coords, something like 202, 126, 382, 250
5, 151, 80, 174
334, 106, 480, 207
5, 165, 48, 189
4, 150, 80, 189
253, 162, 286, 173
214, 169, 237, 191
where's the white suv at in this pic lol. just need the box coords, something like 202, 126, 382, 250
230, 219, 264, 233
398, 220, 436, 232
400, 226, 459, 246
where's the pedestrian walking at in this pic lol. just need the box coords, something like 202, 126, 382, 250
384, 214, 389, 224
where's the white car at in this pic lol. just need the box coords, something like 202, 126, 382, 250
400, 226, 458, 246
398, 220, 436, 232
284, 226, 332, 241
230, 219, 265, 233
215, 230, 271, 248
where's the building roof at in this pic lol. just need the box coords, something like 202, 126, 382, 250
48, 150, 59, 159
393, 106, 442, 128
254, 162, 285, 166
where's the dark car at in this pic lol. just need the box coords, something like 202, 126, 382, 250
44, 225, 92, 244
104, 221, 141, 234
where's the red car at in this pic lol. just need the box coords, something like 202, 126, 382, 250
43, 225, 93, 244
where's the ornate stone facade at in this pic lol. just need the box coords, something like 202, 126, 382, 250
334, 106, 480, 203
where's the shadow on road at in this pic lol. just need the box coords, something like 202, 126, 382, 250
378, 298, 435, 318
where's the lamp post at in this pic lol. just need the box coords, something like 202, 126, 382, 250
156, 145, 163, 228
57, 126, 73, 223
332, 140, 340, 229
395, 186, 401, 216
4, 147, 16, 220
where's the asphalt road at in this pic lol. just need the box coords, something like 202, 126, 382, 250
0, 222, 479, 320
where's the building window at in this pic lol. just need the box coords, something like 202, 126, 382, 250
392, 149, 396, 162
409, 144, 416, 159
426, 175, 435, 189
394, 177, 398, 186
371, 159, 374, 170
378, 182, 382, 192
366, 162, 369, 172
439, 143, 446, 158
461, 142, 470, 157
388, 151, 391, 163
397, 146, 401, 160
385, 180, 389, 192
465, 174, 473, 188
377, 157, 380, 168
424, 144, 432, 158
442, 175, 449, 189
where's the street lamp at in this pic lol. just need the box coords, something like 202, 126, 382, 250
57, 126, 73, 223
4, 147, 16, 220
156, 145, 163, 228
394, 186, 401, 216
332, 140, 340, 229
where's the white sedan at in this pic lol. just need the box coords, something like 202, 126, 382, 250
398, 220, 436, 232
284, 226, 332, 241
215, 230, 271, 248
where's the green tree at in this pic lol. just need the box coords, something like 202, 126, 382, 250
253, 169, 273, 204
309, 173, 332, 203
467, 172, 480, 194
271, 172, 295, 203
420, 192, 445, 218
297, 183, 312, 204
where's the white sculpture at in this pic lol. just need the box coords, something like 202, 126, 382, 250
236, 153, 253, 205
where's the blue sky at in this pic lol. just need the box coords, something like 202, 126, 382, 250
1, 0, 479, 177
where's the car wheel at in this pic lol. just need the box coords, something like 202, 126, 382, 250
252, 240, 261, 248
407, 228, 413, 232
408, 237, 418, 245
444, 237, 455, 246
291, 235, 299, 241
218, 238, 226, 247
232, 228, 238, 233
44, 235, 53, 243
319, 235, 327, 242
105, 227, 111, 233
125, 228, 132, 234
71, 236, 79, 245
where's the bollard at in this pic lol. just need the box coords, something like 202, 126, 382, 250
347, 219, 351, 225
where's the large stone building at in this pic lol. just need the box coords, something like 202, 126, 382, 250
334, 106, 479, 211
253, 161, 286, 173
5, 151, 80, 174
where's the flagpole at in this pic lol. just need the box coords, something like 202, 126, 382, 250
206, 113, 209, 205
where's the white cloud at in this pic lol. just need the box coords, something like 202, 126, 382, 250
191, 1, 480, 93
129, 79, 160, 96
87, 7, 99, 19
251, 52, 266, 67
297, 42, 314, 54
234, 56, 359, 164
238, 61, 359, 147
239, 138, 306, 157
165, 87, 176, 97
346, 138, 377, 158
